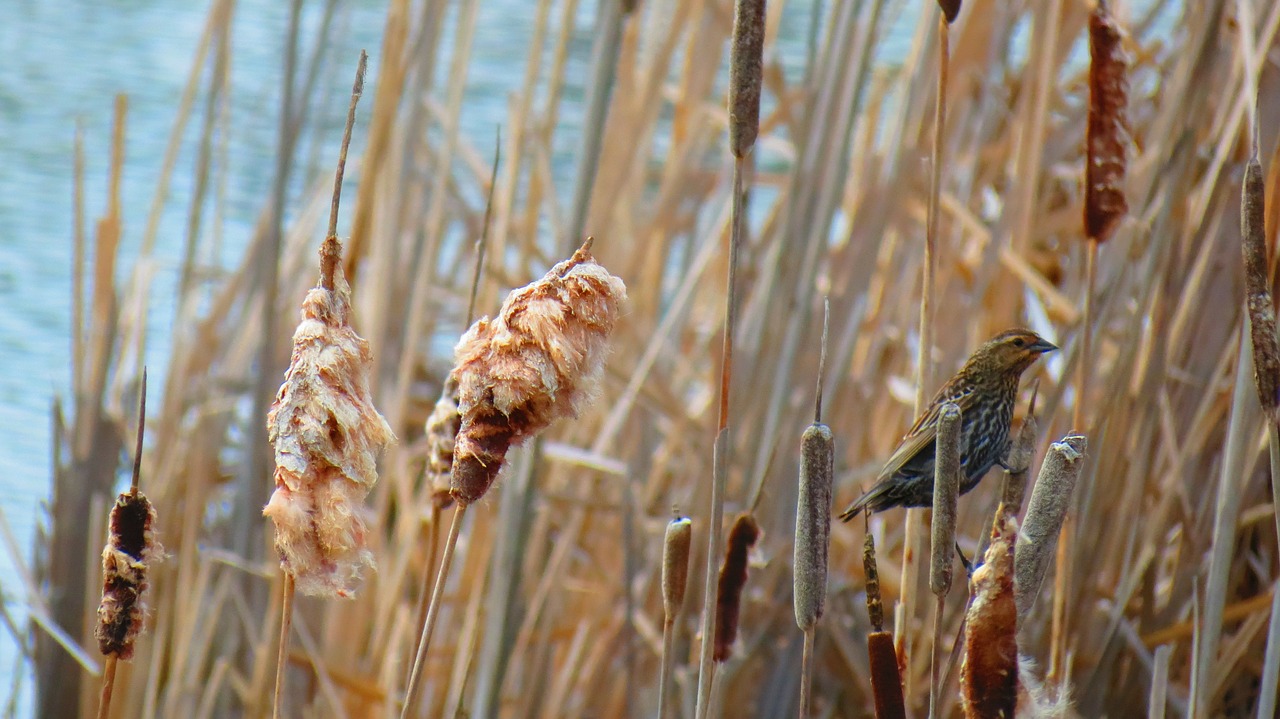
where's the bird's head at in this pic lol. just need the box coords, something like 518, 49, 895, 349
973, 328, 1058, 375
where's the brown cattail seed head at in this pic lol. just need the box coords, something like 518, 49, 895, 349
662, 515, 693, 621
961, 511, 1019, 717
713, 512, 761, 662
1242, 157, 1280, 419
930, 403, 961, 597
424, 377, 462, 509
868, 631, 907, 719
794, 422, 834, 630
937, 0, 961, 23
727, 0, 766, 158
450, 240, 626, 505
1014, 435, 1086, 620
265, 242, 395, 598
1084, 0, 1129, 242
863, 531, 884, 632
95, 491, 162, 659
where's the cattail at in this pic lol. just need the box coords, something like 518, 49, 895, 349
95, 491, 161, 660
449, 238, 626, 505
663, 514, 693, 620
1242, 156, 1280, 419
937, 0, 961, 23
961, 511, 1019, 717
727, 0, 765, 158
423, 376, 462, 509
931, 403, 961, 597
1001, 398, 1039, 515
264, 235, 395, 598
794, 422, 834, 630
714, 512, 760, 662
1014, 435, 1087, 620
1084, 0, 1129, 243
864, 532, 905, 718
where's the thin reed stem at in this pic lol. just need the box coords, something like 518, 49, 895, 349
402, 505, 467, 718
96, 656, 118, 719
798, 626, 815, 718
658, 618, 677, 718
322, 49, 368, 290
272, 573, 295, 719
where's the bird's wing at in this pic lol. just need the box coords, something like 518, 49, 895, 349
875, 379, 977, 482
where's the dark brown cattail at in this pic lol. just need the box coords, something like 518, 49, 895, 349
95, 491, 161, 660
863, 531, 884, 632
961, 511, 1019, 717
864, 529, 906, 718
663, 514, 693, 620
794, 422, 834, 630
450, 239, 626, 505
727, 0, 766, 158
1243, 157, 1280, 419
713, 512, 760, 662
1084, 0, 1129, 242
1014, 435, 1087, 620
423, 377, 462, 509
931, 403, 961, 597
264, 236, 395, 598
937, 0, 961, 23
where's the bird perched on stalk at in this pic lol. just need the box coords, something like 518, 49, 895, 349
838, 329, 1057, 519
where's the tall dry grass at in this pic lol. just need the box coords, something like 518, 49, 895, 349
22, 0, 1280, 717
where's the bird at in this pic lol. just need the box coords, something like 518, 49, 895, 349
838, 328, 1057, 520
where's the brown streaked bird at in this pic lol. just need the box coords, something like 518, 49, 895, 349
838, 329, 1057, 519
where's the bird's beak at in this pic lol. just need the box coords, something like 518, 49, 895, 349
1030, 338, 1058, 354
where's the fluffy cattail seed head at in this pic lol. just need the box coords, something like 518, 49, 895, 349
662, 514, 693, 621
450, 239, 626, 505
794, 422, 834, 630
95, 491, 162, 659
1014, 435, 1086, 620
423, 377, 462, 509
265, 239, 395, 598
714, 512, 761, 662
962, 511, 1019, 717
1084, 0, 1129, 243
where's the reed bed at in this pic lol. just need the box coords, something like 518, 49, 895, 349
20, 0, 1280, 717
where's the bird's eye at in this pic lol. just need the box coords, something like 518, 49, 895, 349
1012, 337, 1026, 348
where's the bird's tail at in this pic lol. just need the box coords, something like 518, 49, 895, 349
838, 482, 892, 522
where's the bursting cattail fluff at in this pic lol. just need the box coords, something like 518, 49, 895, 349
1242, 157, 1280, 419
962, 511, 1019, 717
265, 238, 395, 598
794, 422, 834, 630
662, 515, 693, 621
95, 491, 162, 660
423, 377, 462, 509
1084, 0, 1129, 243
714, 512, 760, 662
1014, 435, 1087, 620
449, 239, 626, 505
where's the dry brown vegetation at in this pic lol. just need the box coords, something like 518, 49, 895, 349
22, 0, 1280, 717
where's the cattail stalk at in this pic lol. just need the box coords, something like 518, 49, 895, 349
961, 511, 1019, 717
659, 514, 692, 718
1014, 435, 1087, 621
865, 532, 906, 719
266, 53, 381, 719
929, 403, 961, 718
403, 240, 625, 716
794, 301, 833, 718
95, 372, 157, 719
695, 0, 763, 714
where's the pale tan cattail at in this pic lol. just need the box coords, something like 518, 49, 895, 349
961, 511, 1019, 717
423, 376, 462, 509
1242, 156, 1280, 420
450, 238, 626, 505
937, 0, 961, 23
1084, 0, 1129, 243
931, 402, 961, 597
264, 235, 395, 598
1014, 435, 1087, 620
663, 514, 693, 620
95, 490, 161, 660
713, 512, 760, 662
727, 0, 765, 158
794, 422, 834, 630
